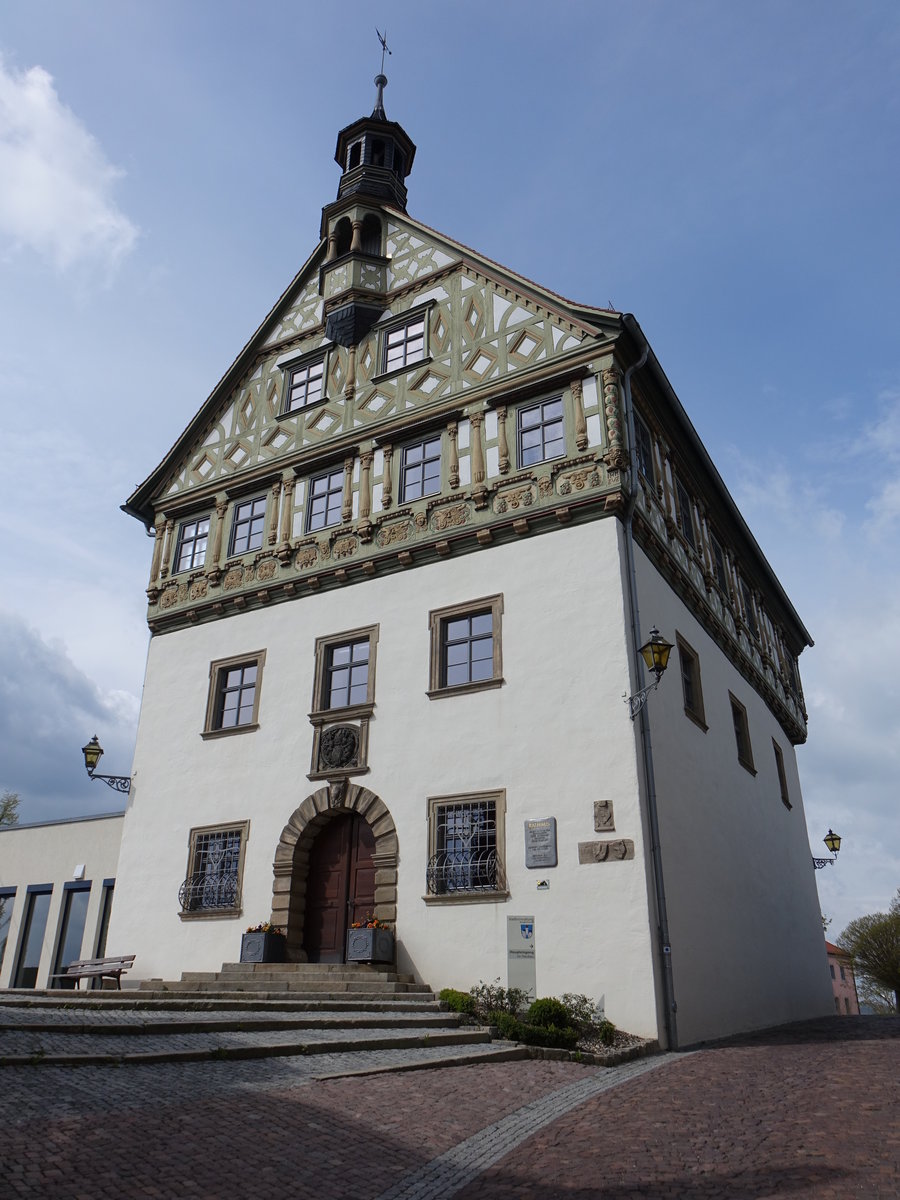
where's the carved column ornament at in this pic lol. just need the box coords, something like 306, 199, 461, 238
381, 444, 393, 509
325, 229, 338, 262
358, 450, 374, 520
345, 345, 357, 400
205, 496, 228, 584
342, 455, 355, 523
496, 407, 510, 474
447, 422, 459, 489
470, 411, 485, 484
601, 367, 626, 468
278, 476, 295, 559
159, 518, 174, 579
350, 220, 363, 253
571, 378, 588, 451
268, 480, 281, 545
148, 521, 165, 590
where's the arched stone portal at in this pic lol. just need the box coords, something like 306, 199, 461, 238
270, 783, 398, 962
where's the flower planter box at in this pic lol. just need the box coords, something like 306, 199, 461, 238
240, 931, 286, 964
346, 927, 394, 964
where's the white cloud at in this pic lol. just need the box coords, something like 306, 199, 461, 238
0, 56, 138, 272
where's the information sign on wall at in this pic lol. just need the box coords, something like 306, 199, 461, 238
507, 915, 536, 1003
524, 817, 558, 868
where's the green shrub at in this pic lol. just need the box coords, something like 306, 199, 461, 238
439, 987, 476, 1015
517, 1022, 579, 1050
488, 1010, 522, 1040
596, 1019, 617, 1046
527, 997, 570, 1028
558, 992, 597, 1031
470, 978, 527, 1015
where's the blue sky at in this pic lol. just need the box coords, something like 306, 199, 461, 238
0, 0, 897, 937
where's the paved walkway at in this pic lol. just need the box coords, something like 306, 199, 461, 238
1, 1016, 897, 1198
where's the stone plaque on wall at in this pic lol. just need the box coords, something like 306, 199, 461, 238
524, 818, 558, 869
578, 839, 635, 864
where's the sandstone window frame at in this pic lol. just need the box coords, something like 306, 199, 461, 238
311, 624, 379, 718
423, 789, 508, 905
178, 820, 250, 920
729, 692, 756, 775
676, 633, 707, 731
427, 594, 504, 699
202, 650, 266, 739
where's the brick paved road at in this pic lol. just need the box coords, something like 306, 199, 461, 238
1, 1016, 896, 1199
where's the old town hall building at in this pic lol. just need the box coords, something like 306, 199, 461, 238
40, 78, 830, 1046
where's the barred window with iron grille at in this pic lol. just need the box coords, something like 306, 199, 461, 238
179, 822, 249, 916
426, 791, 506, 900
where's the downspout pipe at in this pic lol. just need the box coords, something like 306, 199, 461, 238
620, 327, 679, 1050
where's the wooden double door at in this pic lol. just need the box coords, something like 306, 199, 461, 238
303, 812, 376, 963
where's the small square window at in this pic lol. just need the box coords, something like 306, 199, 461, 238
307, 468, 344, 532
229, 496, 267, 556
401, 435, 442, 502
730, 692, 755, 774
383, 314, 426, 373
635, 414, 655, 484
312, 625, 379, 715
203, 652, 265, 737
773, 739, 791, 809
425, 791, 507, 900
427, 595, 503, 698
179, 822, 249, 916
174, 517, 210, 573
676, 634, 706, 729
284, 356, 325, 413
674, 478, 696, 551
517, 398, 565, 467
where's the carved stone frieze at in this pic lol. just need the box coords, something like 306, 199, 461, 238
256, 559, 277, 581
431, 503, 469, 532
159, 585, 179, 609
376, 520, 411, 547
557, 466, 601, 496
494, 484, 535, 514
294, 544, 318, 570
189, 578, 208, 601
332, 535, 358, 560
223, 567, 244, 591
578, 839, 634, 863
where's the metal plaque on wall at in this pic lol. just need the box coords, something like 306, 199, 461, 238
507, 915, 536, 1004
524, 817, 558, 868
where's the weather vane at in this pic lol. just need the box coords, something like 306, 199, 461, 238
376, 28, 391, 74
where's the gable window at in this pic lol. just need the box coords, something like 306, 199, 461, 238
518, 398, 565, 467
312, 625, 379, 715
674, 478, 696, 551
427, 595, 503, 698
229, 496, 267, 556
730, 692, 755, 774
676, 634, 706, 729
635, 414, 655, 483
203, 651, 265, 737
401, 435, 442, 502
307, 468, 344, 531
426, 791, 507, 900
383, 313, 426, 374
773, 739, 791, 809
284, 356, 326, 413
710, 533, 729, 592
179, 822, 249, 917
174, 517, 210, 573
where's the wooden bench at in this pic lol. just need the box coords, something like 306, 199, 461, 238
54, 955, 136, 990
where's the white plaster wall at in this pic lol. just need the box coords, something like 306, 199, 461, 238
0, 814, 123, 989
109, 520, 663, 1037
633, 546, 833, 1045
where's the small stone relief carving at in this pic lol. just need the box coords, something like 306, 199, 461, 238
223, 568, 244, 591
177, 582, 189, 603
376, 521, 411, 547
593, 800, 615, 832
319, 725, 360, 771
295, 545, 317, 570
560, 468, 601, 493
159, 586, 179, 609
414, 511, 427, 529
494, 486, 534, 514
332, 536, 357, 560
189, 578, 208, 601
328, 778, 348, 808
578, 839, 634, 864
538, 476, 553, 497
256, 559, 277, 581
431, 503, 468, 532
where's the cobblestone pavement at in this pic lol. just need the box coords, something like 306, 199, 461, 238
1, 1016, 897, 1199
